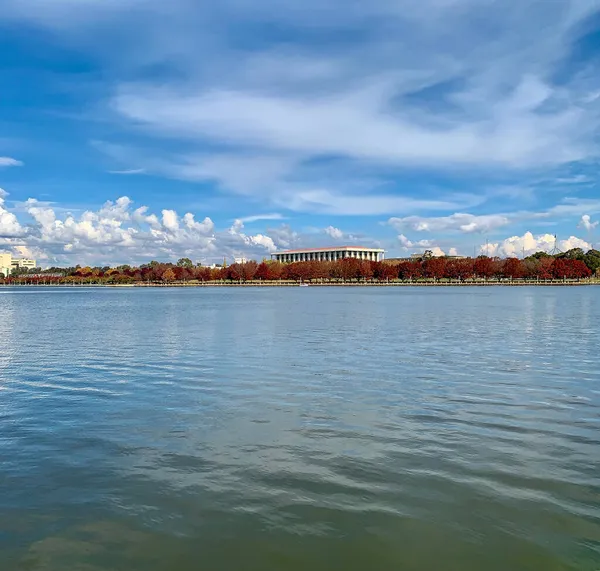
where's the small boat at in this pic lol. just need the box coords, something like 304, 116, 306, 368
299, 282, 309, 287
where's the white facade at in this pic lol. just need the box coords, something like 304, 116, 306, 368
272, 246, 385, 264
0, 253, 11, 278
0, 253, 37, 277
12, 258, 36, 270
233, 256, 248, 264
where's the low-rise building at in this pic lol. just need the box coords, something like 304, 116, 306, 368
0, 253, 37, 277
12, 258, 37, 270
271, 246, 385, 264
0, 253, 11, 278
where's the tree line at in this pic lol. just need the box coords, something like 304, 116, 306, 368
1, 249, 599, 284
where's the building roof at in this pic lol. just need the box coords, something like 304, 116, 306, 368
276, 246, 385, 254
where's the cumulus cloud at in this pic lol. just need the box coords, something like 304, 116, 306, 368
324, 226, 343, 240
0, 188, 25, 237
0, 189, 278, 265
266, 224, 300, 250
481, 232, 592, 258
228, 219, 276, 252
579, 214, 598, 232
429, 247, 447, 257
389, 213, 510, 234
397, 234, 434, 250
0, 157, 23, 167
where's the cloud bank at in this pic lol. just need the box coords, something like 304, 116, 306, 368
0, 191, 280, 266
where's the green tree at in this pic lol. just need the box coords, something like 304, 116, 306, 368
177, 257, 193, 268
561, 248, 585, 261
584, 249, 600, 274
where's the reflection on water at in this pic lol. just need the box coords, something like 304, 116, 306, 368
1, 287, 599, 570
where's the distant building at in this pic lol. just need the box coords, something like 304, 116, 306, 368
0, 253, 37, 277
233, 256, 248, 265
271, 246, 385, 264
12, 258, 36, 270
0, 253, 11, 278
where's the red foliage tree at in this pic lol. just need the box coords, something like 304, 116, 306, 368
357, 260, 373, 280
551, 258, 568, 279
445, 259, 474, 281
474, 256, 495, 279
571, 259, 592, 278
255, 262, 270, 280
423, 257, 446, 280
267, 262, 284, 280
397, 261, 422, 280
339, 258, 362, 281
503, 257, 524, 279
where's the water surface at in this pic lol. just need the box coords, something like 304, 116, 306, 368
1, 287, 599, 570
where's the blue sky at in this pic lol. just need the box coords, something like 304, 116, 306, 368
1, 0, 600, 265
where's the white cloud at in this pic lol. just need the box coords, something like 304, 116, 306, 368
389, 213, 510, 234
3, 0, 600, 229
266, 224, 299, 250
0, 157, 23, 167
579, 214, 598, 232
429, 247, 446, 257
108, 168, 146, 175
0, 189, 25, 237
279, 187, 465, 216
397, 234, 433, 250
238, 213, 284, 223
0, 190, 279, 265
481, 232, 592, 258
112, 76, 594, 169
161, 209, 179, 232
228, 219, 276, 252
183, 212, 214, 234
324, 226, 343, 240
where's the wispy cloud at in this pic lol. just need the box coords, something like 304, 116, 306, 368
2, 0, 600, 239
108, 168, 146, 175
0, 157, 23, 167
237, 213, 285, 223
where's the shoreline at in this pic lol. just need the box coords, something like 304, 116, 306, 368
1, 280, 598, 288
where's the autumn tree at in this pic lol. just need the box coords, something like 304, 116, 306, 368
474, 256, 495, 279
423, 257, 446, 280
445, 259, 474, 281
357, 260, 373, 280
162, 268, 176, 282
503, 257, 524, 279
267, 261, 284, 280
397, 261, 422, 281
255, 261, 270, 280
339, 258, 362, 281
378, 262, 398, 281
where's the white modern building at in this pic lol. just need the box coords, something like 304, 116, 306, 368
0, 253, 11, 278
271, 246, 385, 264
0, 253, 37, 277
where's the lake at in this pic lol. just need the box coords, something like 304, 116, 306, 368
1, 286, 599, 570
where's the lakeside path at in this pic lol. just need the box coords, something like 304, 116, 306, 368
2, 280, 599, 288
